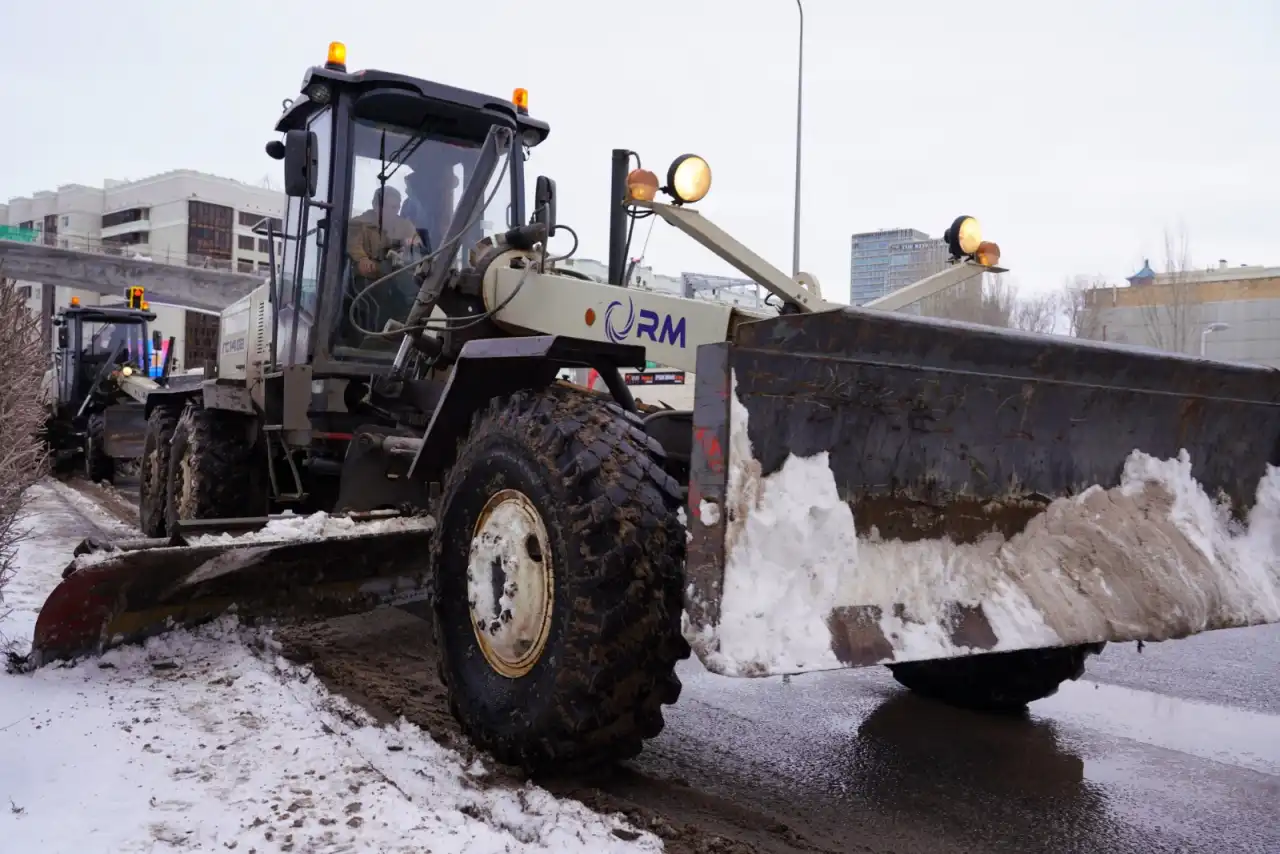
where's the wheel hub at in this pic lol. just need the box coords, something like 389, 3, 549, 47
467, 489, 554, 678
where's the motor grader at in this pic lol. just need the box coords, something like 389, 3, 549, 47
27, 44, 1280, 773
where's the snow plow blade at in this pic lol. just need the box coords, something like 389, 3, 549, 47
685, 308, 1280, 677
28, 517, 435, 668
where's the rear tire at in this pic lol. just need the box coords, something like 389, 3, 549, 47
432, 386, 689, 773
84, 413, 114, 483
887, 644, 1105, 711
139, 406, 181, 537
165, 404, 265, 533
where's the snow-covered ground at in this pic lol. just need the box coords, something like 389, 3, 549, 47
0, 480, 660, 853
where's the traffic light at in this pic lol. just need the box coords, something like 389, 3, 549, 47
127, 286, 145, 309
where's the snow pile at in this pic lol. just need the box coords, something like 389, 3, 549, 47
0, 482, 658, 853
1, 622, 658, 853
188, 510, 435, 546
689, 372, 1280, 677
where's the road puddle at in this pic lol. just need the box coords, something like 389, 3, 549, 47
1034, 679, 1280, 775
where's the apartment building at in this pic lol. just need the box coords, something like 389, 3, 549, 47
3, 170, 284, 370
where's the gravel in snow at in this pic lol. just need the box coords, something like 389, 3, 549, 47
0, 480, 660, 853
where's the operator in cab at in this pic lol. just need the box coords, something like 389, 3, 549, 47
346, 186, 422, 341
348, 186, 421, 278
401, 162, 459, 255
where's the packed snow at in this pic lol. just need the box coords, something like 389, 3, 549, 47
0, 481, 659, 853
187, 509, 436, 546
65, 509, 436, 572
688, 373, 1280, 677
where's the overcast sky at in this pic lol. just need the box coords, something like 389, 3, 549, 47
2, 0, 1276, 302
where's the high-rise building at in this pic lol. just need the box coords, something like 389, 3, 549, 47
849, 227, 949, 305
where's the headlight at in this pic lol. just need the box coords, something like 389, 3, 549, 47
666, 154, 712, 205
121, 365, 134, 376
944, 215, 982, 258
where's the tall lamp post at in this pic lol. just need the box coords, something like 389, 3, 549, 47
791, 0, 804, 279
1200, 321, 1229, 356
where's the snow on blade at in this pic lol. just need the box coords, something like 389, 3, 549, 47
689, 372, 1280, 678
188, 510, 436, 546
1, 485, 657, 853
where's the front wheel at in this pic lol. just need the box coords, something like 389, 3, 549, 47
432, 387, 689, 773
887, 644, 1105, 711
84, 413, 114, 483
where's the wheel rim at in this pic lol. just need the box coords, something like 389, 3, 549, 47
467, 488, 554, 679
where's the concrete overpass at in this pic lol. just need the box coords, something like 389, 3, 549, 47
0, 238, 264, 313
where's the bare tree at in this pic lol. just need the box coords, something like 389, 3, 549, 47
1011, 289, 1060, 335
922, 272, 1019, 328
1137, 227, 1201, 354
0, 271, 48, 626
1062, 274, 1107, 340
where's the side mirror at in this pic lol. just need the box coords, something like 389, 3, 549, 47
57, 327, 68, 349
283, 130, 318, 198
532, 176, 557, 236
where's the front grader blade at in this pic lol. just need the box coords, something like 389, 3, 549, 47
29, 521, 435, 668
685, 308, 1280, 677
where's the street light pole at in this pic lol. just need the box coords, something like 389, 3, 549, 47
1200, 321, 1229, 356
791, 0, 804, 279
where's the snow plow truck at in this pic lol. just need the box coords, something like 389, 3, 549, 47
26, 43, 1280, 773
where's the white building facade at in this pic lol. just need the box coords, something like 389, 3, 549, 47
3, 170, 285, 372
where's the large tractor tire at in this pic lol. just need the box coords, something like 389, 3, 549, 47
165, 404, 266, 533
887, 643, 1106, 712
139, 406, 181, 538
84, 413, 115, 484
432, 386, 689, 773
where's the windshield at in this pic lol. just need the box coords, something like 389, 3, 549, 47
339, 117, 514, 350
350, 118, 511, 261
78, 318, 150, 376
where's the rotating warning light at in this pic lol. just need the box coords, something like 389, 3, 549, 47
127, 286, 145, 309
665, 154, 712, 205
70, 296, 81, 307
944, 215, 982, 259
326, 41, 347, 71
626, 169, 660, 203
975, 241, 1001, 267
512, 88, 529, 114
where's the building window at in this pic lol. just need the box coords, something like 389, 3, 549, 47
237, 234, 256, 251
187, 200, 234, 263
61, 215, 70, 227
237, 259, 255, 273
16, 285, 32, 300
257, 238, 270, 253
18, 220, 33, 230
102, 207, 149, 228
239, 210, 264, 228
103, 231, 149, 247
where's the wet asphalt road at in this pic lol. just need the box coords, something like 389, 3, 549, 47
626, 626, 1280, 854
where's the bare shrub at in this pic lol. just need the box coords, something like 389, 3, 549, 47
0, 272, 48, 618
